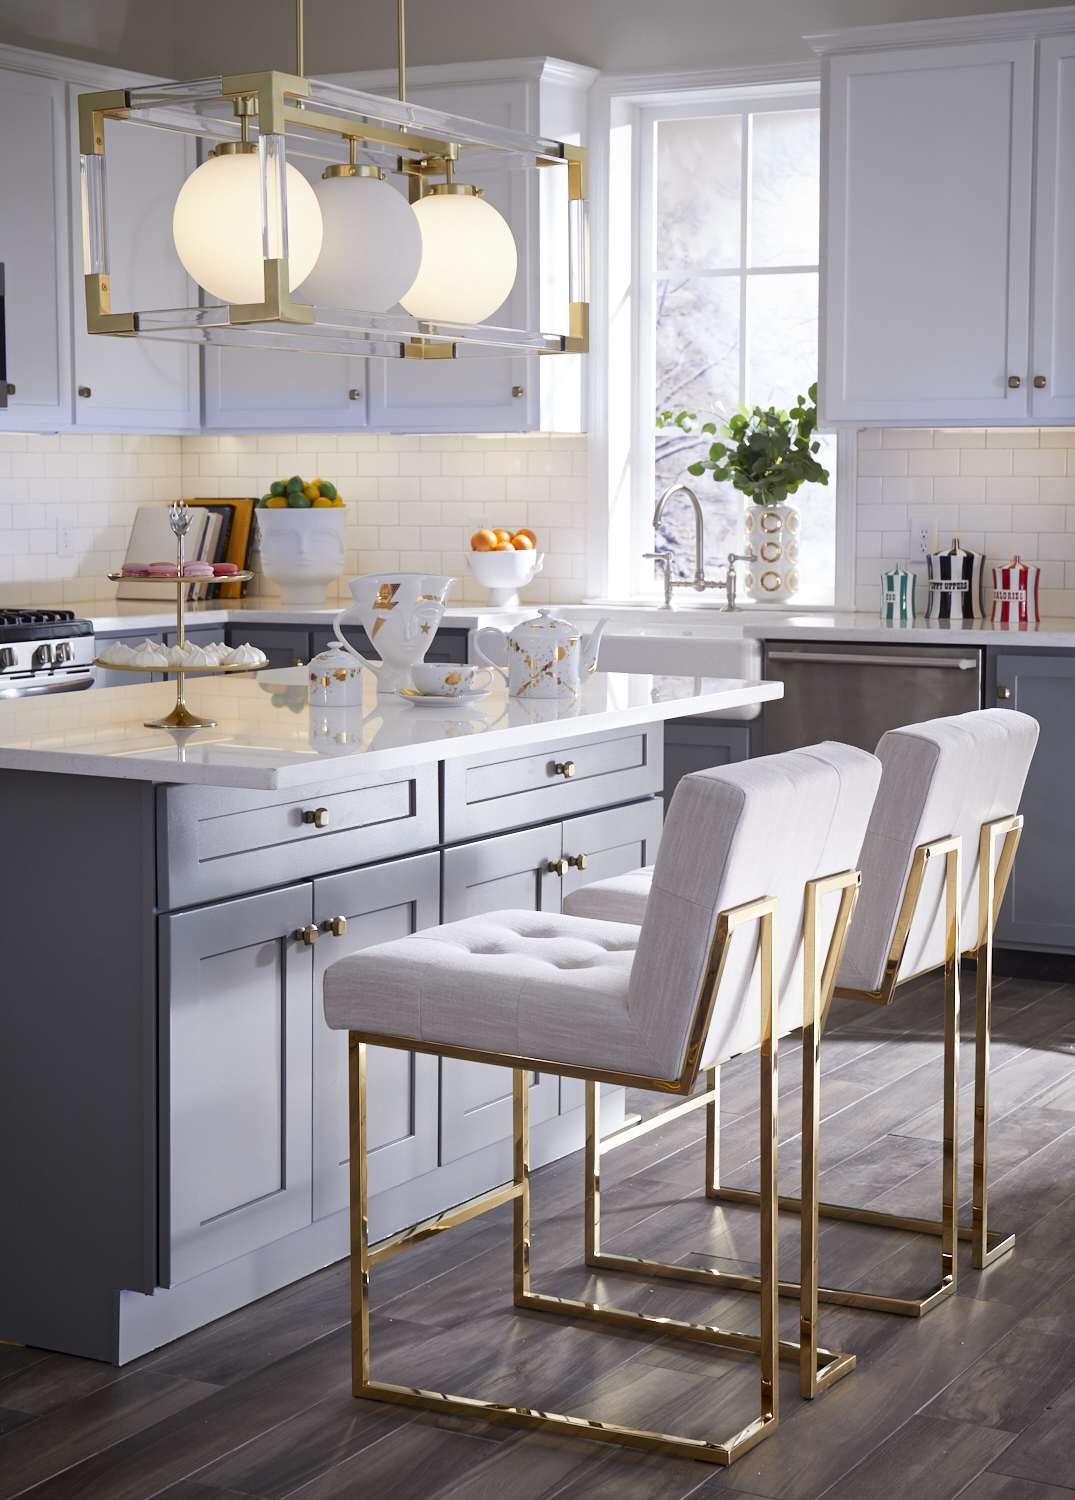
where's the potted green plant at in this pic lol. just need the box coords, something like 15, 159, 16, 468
657, 382, 829, 602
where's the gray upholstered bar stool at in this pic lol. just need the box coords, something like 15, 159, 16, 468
322, 741, 880, 1464
567, 708, 1039, 1319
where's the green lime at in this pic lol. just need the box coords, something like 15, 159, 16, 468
270, 480, 286, 496
257, 495, 270, 506
317, 480, 338, 500
289, 493, 313, 508
286, 475, 305, 493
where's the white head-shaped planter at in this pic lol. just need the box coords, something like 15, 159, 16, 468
256, 508, 347, 606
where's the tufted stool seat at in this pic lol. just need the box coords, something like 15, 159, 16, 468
323, 738, 882, 1463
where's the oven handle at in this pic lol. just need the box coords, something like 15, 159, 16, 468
766, 651, 978, 670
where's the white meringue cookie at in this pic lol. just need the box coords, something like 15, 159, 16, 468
130, 644, 169, 668
203, 642, 230, 664
97, 641, 134, 665
163, 645, 192, 668
184, 647, 218, 668
225, 642, 267, 666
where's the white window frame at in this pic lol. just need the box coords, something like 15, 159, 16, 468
586, 65, 857, 609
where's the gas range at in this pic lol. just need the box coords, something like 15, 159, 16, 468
0, 609, 96, 697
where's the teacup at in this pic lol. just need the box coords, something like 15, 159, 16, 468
410, 663, 494, 697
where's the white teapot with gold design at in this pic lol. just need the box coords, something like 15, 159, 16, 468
473, 609, 609, 699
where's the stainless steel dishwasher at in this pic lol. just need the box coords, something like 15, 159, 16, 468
762, 640, 983, 753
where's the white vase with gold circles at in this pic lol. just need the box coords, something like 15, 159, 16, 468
742, 501, 800, 604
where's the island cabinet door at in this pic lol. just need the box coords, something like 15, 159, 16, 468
439, 823, 564, 1164
312, 852, 441, 1221
159, 883, 314, 1287
994, 653, 1075, 950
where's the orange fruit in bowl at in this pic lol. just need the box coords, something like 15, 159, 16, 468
471, 529, 498, 551
494, 541, 515, 551
494, 529, 513, 543
511, 534, 534, 550
513, 528, 537, 546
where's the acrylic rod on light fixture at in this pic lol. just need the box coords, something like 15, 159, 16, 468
398, 0, 406, 102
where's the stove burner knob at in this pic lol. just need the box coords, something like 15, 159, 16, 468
0, 647, 14, 669
53, 641, 73, 663
32, 643, 54, 669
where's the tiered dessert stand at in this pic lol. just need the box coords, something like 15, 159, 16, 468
96, 500, 255, 730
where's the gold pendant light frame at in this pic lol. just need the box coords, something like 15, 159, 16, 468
77, 66, 589, 360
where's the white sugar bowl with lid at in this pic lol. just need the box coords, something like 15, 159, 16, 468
473, 608, 609, 699
307, 644, 365, 707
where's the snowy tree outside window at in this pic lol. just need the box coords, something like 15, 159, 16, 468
648, 102, 836, 604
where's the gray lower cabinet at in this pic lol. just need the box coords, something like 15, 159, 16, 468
312, 852, 441, 1220
663, 717, 756, 804
159, 882, 316, 1287
994, 652, 1075, 951
438, 798, 662, 1169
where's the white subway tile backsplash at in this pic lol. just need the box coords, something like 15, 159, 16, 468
0, 431, 589, 609
856, 429, 1075, 617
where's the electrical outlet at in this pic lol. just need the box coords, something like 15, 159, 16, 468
910, 518, 932, 559
56, 520, 74, 557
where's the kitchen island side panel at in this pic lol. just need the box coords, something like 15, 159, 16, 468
0, 769, 157, 1361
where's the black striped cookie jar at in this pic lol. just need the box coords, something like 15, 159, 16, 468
925, 537, 985, 620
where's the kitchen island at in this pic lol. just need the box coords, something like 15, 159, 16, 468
0, 667, 780, 1365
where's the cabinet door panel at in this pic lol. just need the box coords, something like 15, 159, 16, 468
312, 852, 440, 1219
439, 824, 563, 1163
822, 41, 1034, 425
995, 654, 1075, 950
1030, 35, 1075, 424
160, 883, 313, 1286
0, 68, 70, 429
69, 104, 200, 431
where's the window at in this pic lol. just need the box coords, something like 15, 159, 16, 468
607, 86, 839, 606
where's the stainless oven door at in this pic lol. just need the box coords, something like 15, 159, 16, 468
763, 641, 983, 754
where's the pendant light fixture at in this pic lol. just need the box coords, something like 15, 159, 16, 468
76, 0, 590, 360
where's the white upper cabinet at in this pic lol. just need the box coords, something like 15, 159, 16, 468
819, 37, 1036, 426
68, 93, 201, 433
1030, 33, 1075, 424
0, 66, 72, 430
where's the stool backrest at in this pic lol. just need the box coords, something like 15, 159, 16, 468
837, 709, 1039, 994
627, 742, 882, 1080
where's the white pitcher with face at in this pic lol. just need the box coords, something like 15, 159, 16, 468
333, 572, 456, 693
473, 609, 609, 699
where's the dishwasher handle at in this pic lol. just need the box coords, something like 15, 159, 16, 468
766, 650, 978, 671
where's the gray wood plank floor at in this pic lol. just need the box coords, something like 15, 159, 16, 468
3, 969, 1075, 1500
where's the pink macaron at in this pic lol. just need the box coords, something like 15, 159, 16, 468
122, 564, 151, 577
147, 563, 179, 577
182, 562, 215, 578
212, 562, 239, 576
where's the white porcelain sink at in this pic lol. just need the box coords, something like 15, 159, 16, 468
592, 622, 764, 719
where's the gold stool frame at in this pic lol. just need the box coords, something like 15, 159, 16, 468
706, 814, 1022, 1325
583, 868, 863, 1398
349, 894, 788, 1464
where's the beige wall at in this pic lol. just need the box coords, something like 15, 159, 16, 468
1, 0, 1072, 80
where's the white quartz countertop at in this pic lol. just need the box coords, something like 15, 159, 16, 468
0, 670, 782, 790
71, 600, 1075, 650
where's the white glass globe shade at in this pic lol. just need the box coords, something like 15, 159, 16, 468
401, 192, 517, 323
172, 154, 323, 305
298, 174, 423, 313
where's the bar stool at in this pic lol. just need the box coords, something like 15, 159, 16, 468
323, 740, 880, 1463
568, 709, 1039, 1320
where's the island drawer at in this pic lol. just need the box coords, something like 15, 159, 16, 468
157, 764, 439, 909
442, 725, 663, 843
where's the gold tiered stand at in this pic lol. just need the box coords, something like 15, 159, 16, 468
97, 500, 254, 730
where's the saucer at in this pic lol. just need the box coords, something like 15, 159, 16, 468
399, 687, 490, 706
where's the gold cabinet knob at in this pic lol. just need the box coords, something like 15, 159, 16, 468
1034, 375, 1047, 388
303, 807, 330, 827
997, 686, 1011, 699
567, 853, 589, 870
322, 915, 347, 937
294, 924, 318, 946
548, 858, 570, 877
554, 761, 576, 779
1008, 375, 1021, 388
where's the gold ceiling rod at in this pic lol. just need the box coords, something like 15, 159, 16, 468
398, 0, 406, 102
296, 0, 305, 77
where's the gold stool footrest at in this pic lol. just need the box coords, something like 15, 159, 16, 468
358, 1378, 775, 1465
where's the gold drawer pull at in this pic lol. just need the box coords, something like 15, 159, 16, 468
1008, 375, 1021, 389
548, 858, 569, 877
294, 925, 318, 946
1034, 375, 1047, 389
554, 760, 575, 779
568, 853, 589, 870
997, 686, 1011, 700
303, 807, 330, 827
322, 915, 348, 937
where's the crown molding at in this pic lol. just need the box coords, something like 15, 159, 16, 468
0, 38, 164, 89
321, 56, 598, 95
592, 59, 819, 104
807, 4, 1075, 55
